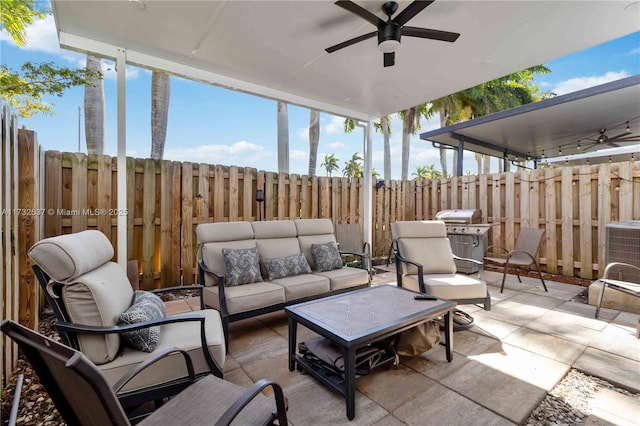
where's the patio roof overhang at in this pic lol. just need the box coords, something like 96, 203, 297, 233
419, 75, 640, 169
49, 0, 640, 266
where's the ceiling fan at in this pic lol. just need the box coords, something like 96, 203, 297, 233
581, 122, 640, 152
325, 0, 460, 67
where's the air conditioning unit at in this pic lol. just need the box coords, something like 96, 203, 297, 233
605, 221, 640, 282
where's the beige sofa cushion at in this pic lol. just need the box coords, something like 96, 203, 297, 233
294, 218, 334, 236
271, 274, 330, 300
202, 282, 286, 314
402, 274, 487, 300
314, 267, 369, 291
197, 222, 257, 287
99, 309, 225, 393
251, 220, 297, 239
28, 230, 114, 282
297, 234, 337, 270
61, 262, 134, 364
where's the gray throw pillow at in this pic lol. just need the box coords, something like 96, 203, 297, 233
311, 242, 343, 272
119, 290, 165, 352
222, 247, 263, 286
264, 253, 311, 280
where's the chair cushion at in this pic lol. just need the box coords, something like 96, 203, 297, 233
311, 242, 343, 272
28, 230, 114, 282
397, 238, 457, 275
61, 262, 134, 364
264, 253, 311, 280
222, 247, 263, 286
119, 291, 166, 352
402, 274, 487, 299
251, 220, 297, 239
99, 309, 226, 393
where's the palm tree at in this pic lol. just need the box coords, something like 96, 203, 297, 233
277, 101, 289, 173
308, 109, 320, 176
150, 71, 170, 159
321, 154, 339, 177
371, 168, 380, 180
84, 55, 104, 154
428, 65, 553, 174
344, 115, 392, 181
343, 152, 363, 179
413, 164, 441, 180
398, 104, 429, 180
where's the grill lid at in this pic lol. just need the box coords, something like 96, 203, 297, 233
435, 209, 482, 224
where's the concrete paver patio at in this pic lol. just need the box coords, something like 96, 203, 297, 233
221, 268, 640, 425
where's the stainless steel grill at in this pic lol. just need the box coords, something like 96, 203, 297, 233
435, 209, 492, 274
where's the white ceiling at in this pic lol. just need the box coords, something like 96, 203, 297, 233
51, 1, 640, 120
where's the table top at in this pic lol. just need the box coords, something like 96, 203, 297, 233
286, 284, 456, 344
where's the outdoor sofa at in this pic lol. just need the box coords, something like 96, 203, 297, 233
197, 218, 370, 349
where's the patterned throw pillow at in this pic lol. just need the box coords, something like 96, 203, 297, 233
222, 247, 263, 286
264, 253, 312, 280
311, 242, 343, 272
119, 290, 165, 352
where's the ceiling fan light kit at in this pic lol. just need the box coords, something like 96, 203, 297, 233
326, 0, 460, 67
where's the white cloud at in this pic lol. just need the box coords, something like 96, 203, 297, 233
163, 141, 270, 167
327, 141, 347, 150
552, 71, 629, 95
323, 116, 344, 135
290, 149, 308, 163
295, 127, 308, 141
627, 47, 640, 55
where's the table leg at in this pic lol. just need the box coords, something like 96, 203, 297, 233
288, 317, 297, 371
344, 346, 357, 420
444, 310, 453, 362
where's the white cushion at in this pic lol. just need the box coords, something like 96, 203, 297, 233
402, 274, 487, 299
28, 230, 114, 282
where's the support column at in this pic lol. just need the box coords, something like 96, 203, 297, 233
116, 48, 127, 268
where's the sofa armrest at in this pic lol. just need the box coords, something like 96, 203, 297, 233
198, 260, 229, 315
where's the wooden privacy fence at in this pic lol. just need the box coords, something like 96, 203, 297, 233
2, 127, 640, 388
40, 148, 640, 290
1, 107, 42, 388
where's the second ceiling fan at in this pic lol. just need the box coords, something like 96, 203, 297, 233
325, 0, 461, 67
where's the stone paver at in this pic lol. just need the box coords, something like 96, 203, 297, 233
219, 270, 640, 425
574, 347, 640, 392
585, 388, 640, 426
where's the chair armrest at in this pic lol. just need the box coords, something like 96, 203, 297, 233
152, 285, 205, 310
394, 251, 427, 293
198, 260, 229, 314
602, 262, 640, 280
453, 254, 483, 266
485, 245, 509, 257
112, 347, 196, 394
54, 313, 207, 335
215, 379, 288, 426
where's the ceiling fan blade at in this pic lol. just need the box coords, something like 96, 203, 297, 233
325, 31, 377, 53
403, 26, 460, 42
335, 1, 384, 27
393, 1, 435, 26
607, 142, 621, 148
580, 143, 600, 153
608, 131, 632, 140
611, 136, 640, 142
384, 52, 395, 67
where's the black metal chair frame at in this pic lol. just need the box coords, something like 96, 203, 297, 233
1, 320, 288, 426
33, 263, 224, 411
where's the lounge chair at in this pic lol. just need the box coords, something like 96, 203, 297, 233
28, 230, 225, 416
1, 319, 288, 425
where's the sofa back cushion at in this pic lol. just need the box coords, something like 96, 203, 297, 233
392, 221, 457, 275
197, 222, 256, 286
252, 221, 302, 275
295, 219, 337, 270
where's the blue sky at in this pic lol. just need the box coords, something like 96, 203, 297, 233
1, 10, 639, 178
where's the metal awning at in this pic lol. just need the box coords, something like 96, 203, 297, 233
420, 75, 640, 170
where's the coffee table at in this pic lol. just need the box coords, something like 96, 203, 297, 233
286, 284, 456, 420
